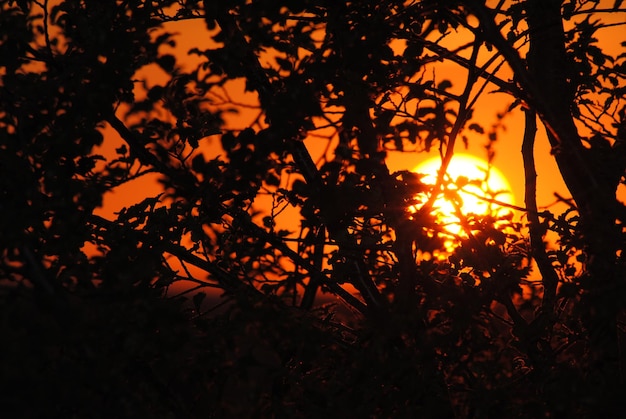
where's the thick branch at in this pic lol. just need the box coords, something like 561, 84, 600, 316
522, 109, 558, 313
300, 226, 326, 310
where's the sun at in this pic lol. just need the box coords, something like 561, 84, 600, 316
412, 153, 515, 242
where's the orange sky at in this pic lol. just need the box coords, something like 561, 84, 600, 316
77, 2, 626, 301
97, 4, 626, 231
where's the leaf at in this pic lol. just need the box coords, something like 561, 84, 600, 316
265, 172, 280, 186
192, 292, 206, 312
147, 85, 164, 101
455, 176, 469, 188
416, 106, 436, 118
156, 54, 176, 72
437, 80, 452, 90
221, 132, 236, 151
115, 144, 127, 155
262, 216, 274, 228
468, 123, 484, 134
275, 56, 292, 71
191, 154, 206, 172
563, 1, 575, 19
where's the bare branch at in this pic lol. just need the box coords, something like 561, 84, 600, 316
522, 109, 558, 314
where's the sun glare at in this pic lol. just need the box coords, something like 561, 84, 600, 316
412, 154, 515, 245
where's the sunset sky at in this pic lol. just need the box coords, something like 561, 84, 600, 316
7, 3, 626, 415
95, 2, 626, 232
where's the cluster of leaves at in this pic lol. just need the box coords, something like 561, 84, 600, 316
2, 0, 626, 417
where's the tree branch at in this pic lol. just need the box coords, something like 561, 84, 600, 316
522, 109, 558, 314
106, 115, 170, 175
300, 226, 325, 310
419, 38, 517, 95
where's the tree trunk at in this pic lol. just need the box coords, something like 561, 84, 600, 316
525, 0, 619, 274
525, 0, 624, 406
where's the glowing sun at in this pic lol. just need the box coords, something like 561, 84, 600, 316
412, 153, 515, 238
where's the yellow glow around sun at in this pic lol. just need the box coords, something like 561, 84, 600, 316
413, 153, 515, 242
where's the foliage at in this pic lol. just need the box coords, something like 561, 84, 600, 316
2, 0, 626, 417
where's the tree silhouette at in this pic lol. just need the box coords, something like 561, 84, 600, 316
2, 0, 626, 417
